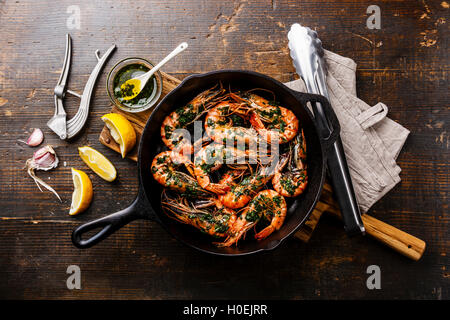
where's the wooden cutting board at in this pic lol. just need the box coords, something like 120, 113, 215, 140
98, 72, 426, 260
99, 71, 326, 242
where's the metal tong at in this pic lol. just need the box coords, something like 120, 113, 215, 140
48, 34, 116, 140
288, 23, 365, 236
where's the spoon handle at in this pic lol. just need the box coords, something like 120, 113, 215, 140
146, 42, 188, 78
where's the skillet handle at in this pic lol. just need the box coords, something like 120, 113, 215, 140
72, 193, 147, 249
294, 92, 340, 149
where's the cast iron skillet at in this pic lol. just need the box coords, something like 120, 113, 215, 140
72, 70, 339, 256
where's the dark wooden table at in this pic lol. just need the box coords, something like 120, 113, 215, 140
0, 0, 448, 299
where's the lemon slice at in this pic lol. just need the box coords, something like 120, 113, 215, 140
101, 113, 136, 158
78, 146, 117, 182
70, 168, 93, 216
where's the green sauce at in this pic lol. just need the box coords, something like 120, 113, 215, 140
113, 63, 155, 108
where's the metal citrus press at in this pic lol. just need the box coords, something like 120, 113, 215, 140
288, 23, 365, 236
48, 34, 116, 140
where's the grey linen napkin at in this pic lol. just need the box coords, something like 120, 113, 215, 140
284, 50, 409, 213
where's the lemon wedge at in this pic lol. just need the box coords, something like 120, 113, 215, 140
69, 168, 93, 216
101, 113, 136, 158
78, 146, 117, 182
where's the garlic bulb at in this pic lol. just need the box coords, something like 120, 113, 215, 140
28, 145, 59, 170
25, 145, 61, 201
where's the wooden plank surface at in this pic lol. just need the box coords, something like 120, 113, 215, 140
0, 0, 448, 299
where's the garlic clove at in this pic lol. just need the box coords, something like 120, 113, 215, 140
34, 151, 56, 169
30, 145, 59, 171
25, 145, 61, 201
33, 145, 49, 160
25, 128, 44, 147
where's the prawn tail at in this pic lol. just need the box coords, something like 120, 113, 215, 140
215, 232, 243, 247
249, 112, 264, 130
184, 162, 196, 177
254, 225, 276, 241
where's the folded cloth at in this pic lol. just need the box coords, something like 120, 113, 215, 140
285, 50, 409, 213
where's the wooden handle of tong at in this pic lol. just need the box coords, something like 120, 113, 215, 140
321, 183, 426, 261
360, 214, 426, 261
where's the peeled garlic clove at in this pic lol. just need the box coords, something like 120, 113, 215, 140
26, 128, 44, 147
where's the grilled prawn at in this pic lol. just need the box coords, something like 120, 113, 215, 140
204, 101, 259, 146
254, 190, 287, 240
219, 165, 275, 209
151, 151, 211, 197
161, 84, 225, 154
231, 92, 299, 144
217, 189, 287, 246
272, 129, 308, 197
193, 144, 256, 194
161, 191, 237, 238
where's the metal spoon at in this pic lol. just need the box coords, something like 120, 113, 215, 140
120, 42, 188, 101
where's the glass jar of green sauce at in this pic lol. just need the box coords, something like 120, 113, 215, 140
107, 58, 162, 113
